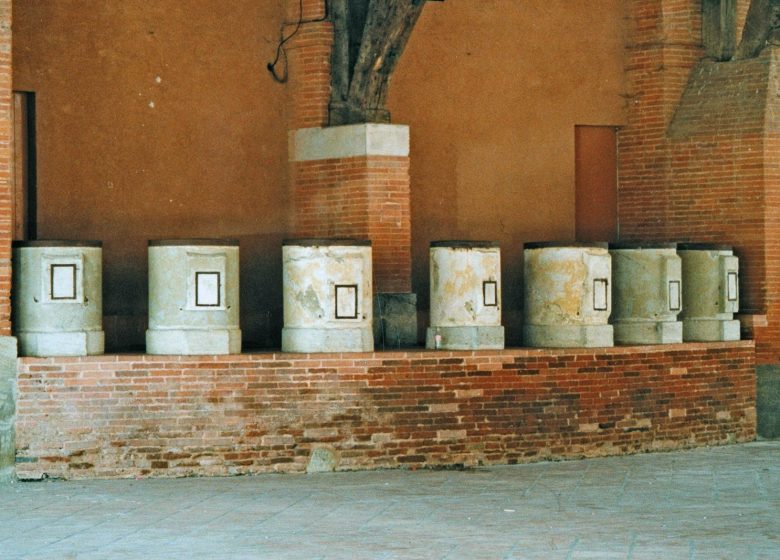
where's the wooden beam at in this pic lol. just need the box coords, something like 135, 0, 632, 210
330, 0, 350, 112
734, 0, 780, 59
703, 0, 737, 60
329, 0, 437, 125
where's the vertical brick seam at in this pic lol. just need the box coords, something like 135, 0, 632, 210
0, 0, 11, 335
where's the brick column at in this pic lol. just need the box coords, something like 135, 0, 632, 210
665, 52, 772, 358
619, 0, 704, 242
0, 0, 16, 483
618, 1, 780, 361
0, 0, 11, 335
289, 124, 417, 347
284, 0, 332, 130
763, 55, 780, 364
284, 0, 417, 346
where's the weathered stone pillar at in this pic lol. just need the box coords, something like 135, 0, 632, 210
522, 243, 613, 348
425, 241, 504, 350
13, 241, 105, 356
610, 243, 683, 345
281, 239, 374, 352
289, 124, 416, 346
146, 240, 241, 355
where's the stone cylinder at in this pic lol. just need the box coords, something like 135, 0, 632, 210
146, 239, 241, 355
678, 243, 740, 341
282, 239, 373, 353
523, 242, 613, 348
12, 240, 105, 356
609, 242, 683, 344
425, 241, 504, 350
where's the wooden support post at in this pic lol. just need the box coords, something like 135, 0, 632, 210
703, 0, 737, 60
329, 0, 440, 125
734, 0, 780, 59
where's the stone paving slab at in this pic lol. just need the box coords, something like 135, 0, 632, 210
0, 442, 778, 559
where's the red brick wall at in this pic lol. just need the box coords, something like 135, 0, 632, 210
0, 0, 11, 335
284, 0, 330, 130
619, 0, 703, 241
285, 0, 326, 21
618, 1, 780, 363
15, 342, 756, 479
760, 50, 780, 362
665, 53, 772, 353
285, 16, 332, 130
292, 155, 412, 293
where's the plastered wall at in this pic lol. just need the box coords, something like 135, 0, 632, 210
12, 0, 290, 349
12, 0, 627, 348
387, 0, 627, 340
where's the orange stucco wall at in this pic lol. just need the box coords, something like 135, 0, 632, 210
12, 0, 627, 348
12, 0, 290, 349
388, 0, 627, 340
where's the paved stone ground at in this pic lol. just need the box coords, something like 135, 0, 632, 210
0, 442, 778, 559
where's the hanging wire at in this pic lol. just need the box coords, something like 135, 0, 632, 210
267, 0, 330, 83
267, 0, 305, 83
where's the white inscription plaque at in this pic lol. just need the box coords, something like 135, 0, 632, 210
727, 272, 738, 302
483, 280, 498, 307
669, 280, 681, 311
195, 272, 220, 307
51, 264, 77, 300
593, 279, 609, 311
335, 284, 358, 319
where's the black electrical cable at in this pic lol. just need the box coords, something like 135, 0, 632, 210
267, 0, 305, 83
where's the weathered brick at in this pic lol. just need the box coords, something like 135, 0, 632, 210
619, 0, 780, 363
13, 343, 756, 480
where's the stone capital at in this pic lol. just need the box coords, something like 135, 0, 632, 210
289, 123, 410, 162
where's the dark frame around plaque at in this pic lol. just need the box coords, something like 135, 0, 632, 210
50, 263, 77, 300
335, 284, 359, 319
593, 278, 609, 311
668, 280, 681, 311
483, 280, 498, 307
195, 271, 221, 307
727, 271, 738, 302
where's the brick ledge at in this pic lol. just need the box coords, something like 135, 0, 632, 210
18, 340, 755, 364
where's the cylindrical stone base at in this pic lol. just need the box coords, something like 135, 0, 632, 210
426, 241, 504, 350
683, 318, 741, 342
523, 242, 613, 348
19, 331, 105, 357
146, 239, 241, 355
13, 241, 105, 357
282, 326, 373, 353
613, 321, 683, 345
523, 324, 613, 348
610, 243, 683, 345
282, 239, 373, 353
146, 328, 241, 355
678, 243, 740, 342
426, 325, 505, 350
